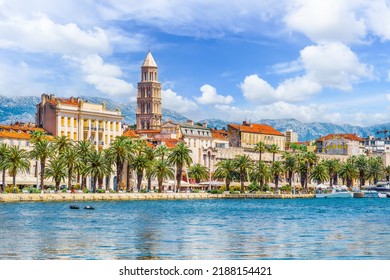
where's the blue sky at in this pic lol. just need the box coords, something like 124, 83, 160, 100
1, 0, 390, 126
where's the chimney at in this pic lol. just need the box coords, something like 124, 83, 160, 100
202, 122, 207, 128
186, 119, 194, 126
49, 94, 55, 101
243, 121, 248, 126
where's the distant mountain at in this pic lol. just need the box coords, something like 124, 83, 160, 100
1, 95, 388, 141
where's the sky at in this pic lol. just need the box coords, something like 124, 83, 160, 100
1, 0, 390, 126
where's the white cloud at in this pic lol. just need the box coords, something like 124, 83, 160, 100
162, 89, 198, 114
241, 43, 373, 104
388, 70, 390, 82
0, 14, 110, 56
362, 0, 390, 40
73, 55, 136, 98
284, 0, 366, 43
300, 43, 373, 90
196, 84, 233, 105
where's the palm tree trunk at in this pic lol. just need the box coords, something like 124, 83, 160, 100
55, 181, 60, 191
1, 169, 5, 192
13, 174, 16, 187
225, 178, 230, 192
176, 165, 182, 192
274, 175, 279, 194
240, 171, 245, 193
137, 172, 143, 191
126, 162, 131, 191
147, 177, 151, 192
158, 178, 163, 193
68, 168, 72, 190
40, 160, 45, 191
92, 176, 97, 192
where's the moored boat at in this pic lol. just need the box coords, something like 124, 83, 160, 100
315, 186, 353, 198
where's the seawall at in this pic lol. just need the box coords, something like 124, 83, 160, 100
0, 193, 314, 203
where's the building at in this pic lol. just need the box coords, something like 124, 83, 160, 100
316, 134, 365, 156
228, 121, 286, 151
136, 51, 162, 130
284, 129, 298, 145
0, 123, 47, 186
364, 135, 390, 154
36, 94, 123, 150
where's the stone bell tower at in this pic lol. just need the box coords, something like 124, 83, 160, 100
136, 51, 162, 130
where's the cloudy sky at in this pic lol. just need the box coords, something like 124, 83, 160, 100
1, 0, 390, 126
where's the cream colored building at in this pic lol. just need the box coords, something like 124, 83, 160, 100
228, 121, 286, 151
36, 94, 123, 150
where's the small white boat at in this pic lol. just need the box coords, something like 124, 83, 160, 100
315, 186, 353, 198
361, 190, 387, 198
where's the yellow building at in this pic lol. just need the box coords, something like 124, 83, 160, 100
228, 121, 285, 151
36, 94, 123, 150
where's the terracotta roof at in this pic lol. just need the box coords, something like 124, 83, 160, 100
211, 131, 228, 140
161, 139, 180, 148
57, 98, 78, 106
0, 124, 46, 140
122, 129, 139, 138
317, 133, 364, 142
229, 123, 284, 136
136, 129, 161, 134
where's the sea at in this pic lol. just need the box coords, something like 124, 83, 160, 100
0, 198, 389, 260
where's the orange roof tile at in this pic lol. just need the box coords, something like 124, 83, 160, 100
211, 131, 228, 140
229, 123, 284, 136
317, 133, 364, 142
161, 139, 180, 148
122, 129, 139, 138
0, 124, 46, 140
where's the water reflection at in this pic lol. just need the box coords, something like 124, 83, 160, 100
0, 199, 389, 259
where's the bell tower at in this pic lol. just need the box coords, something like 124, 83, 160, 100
136, 51, 162, 130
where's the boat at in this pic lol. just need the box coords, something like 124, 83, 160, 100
360, 190, 387, 198
69, 205, 80, 209
365, 182, 390, 193
315, 186, 353, 198
84, 206, 95, 210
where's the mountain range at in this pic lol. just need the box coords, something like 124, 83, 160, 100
1, 95, 388, 141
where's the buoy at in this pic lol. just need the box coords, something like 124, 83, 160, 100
84, 206, 95, 210
69, 205, 80, 209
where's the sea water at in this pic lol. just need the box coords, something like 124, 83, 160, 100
0, 198, 389, 259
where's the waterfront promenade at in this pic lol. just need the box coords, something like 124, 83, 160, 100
0, 192, 314, 203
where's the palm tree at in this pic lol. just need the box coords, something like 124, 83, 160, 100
254, 141, 267, 161
188, 163, 209, 183
213, 159, 236, 192
131, 154, 149, 191
0, 143, 10, 192
108, 136, 132, 188
233, 154, 252, 193
84, 150, 111, 192
75, 140, 94, 187
144, 146, 156, 191
339, 161, 358, 187
45, 157, 67, 191
168, 142, 192, 192
251, 160, 271, 192
155, 145, 170, 160
310, 162, 330, 184
53, 136, 72, 155
270, 161, 284, 194
30, 130, 46, 144
62, 146, 81, 190
30, 139, 53, 191
267, 144, 279, 162
282, 152, 296, 191
4, 146, 30, 187
354, 155, 368, 188
296, 151, 318, 191
148, 159, 174, 192
323, 158, 340, 186
367, 156, 384, 185
384, 165, 390, 182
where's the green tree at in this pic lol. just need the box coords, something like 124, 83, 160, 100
0, 143, 10, 192
270, 161, 284, 193
148, 159, 174, 192
267, 144, 279, 162
323, 158, 340, 186
188, 163, 209, 183
155, 145, 170, 160
250, 160, 271, 192
53, 136, 72, 155
75, 140, 94, 187
310, 162, 330, 184
4, 146, 30, 187
254, 141, 267, 161
339, 161, 358, 187
233, 154, 253, 193
282, 152, 296, 192
85, 150, 111, 192
30, 139, 53, 191
384, 165, 390, 182
213, 159, 237, 192
108, 136, 132, 189
144, 146, 156, 191
367, 156, 384, 185
45, 157, 67, 191
168, 142, 193, 192
354, 155, 369, 187
131, 154, 149, 191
